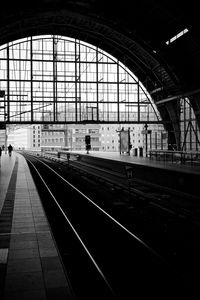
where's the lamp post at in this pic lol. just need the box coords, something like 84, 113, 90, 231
144, 123, 148, 157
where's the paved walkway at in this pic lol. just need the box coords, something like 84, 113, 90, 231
0, 152, 74, 300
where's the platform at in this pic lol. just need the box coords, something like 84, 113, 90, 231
0, 152, 74, 300
67, 150, 200, 197
69, 150, 200, 174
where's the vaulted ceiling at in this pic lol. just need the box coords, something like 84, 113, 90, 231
0, 0, 200, 147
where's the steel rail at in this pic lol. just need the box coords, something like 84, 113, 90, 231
24, 152, 174, 266
26, 156, 116, 297
22, 151, 200, 223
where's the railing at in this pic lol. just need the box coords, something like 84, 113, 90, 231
149, 150, 200, 166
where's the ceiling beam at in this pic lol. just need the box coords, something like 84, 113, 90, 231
156, 88, 200, 105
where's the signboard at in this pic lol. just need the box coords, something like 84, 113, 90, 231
125, 166, 134, 179
120, 130, 129, 153
85, 135, 91, 144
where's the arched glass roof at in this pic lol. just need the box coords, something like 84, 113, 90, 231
0, 35, 162, 124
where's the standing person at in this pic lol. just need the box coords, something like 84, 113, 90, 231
7, 144, 13, 157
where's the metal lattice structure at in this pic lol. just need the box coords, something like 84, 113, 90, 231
180, 98, 200, 151
0, 35, 163, 125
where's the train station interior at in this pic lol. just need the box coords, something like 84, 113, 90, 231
0, 1, 200, 299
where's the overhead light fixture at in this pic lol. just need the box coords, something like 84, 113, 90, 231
166, 28, 189, 45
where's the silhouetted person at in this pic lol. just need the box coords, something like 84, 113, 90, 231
8, 144, 13, 157
0, 146, 2, 157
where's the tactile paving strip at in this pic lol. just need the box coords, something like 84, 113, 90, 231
0, 157, 18, 298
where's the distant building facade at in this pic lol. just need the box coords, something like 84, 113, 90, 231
6, 122, 167, 155
41, 124, 101, 151
7, 125, 41, 150
0, 130, 5, 148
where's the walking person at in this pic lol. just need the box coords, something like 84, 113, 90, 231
7, 144, 13, 157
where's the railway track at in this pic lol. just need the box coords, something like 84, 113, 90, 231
19, 152, 194, 298
29, 150, 200, 224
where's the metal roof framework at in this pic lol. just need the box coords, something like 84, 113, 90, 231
0, 0, 200, 150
